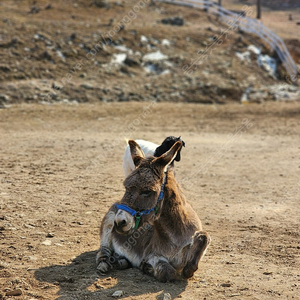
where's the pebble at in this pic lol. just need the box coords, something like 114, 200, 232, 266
221, 283, 231, 287
112, 290, 124, 297
80, 83, 94, 90
163, 293, 172, 300
5, 289, 22, 296
41, 240, 52, 246
0, 94, 9, 101
46, 232, 55, 238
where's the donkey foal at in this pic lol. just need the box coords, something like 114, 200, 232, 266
96, 140, 210, 282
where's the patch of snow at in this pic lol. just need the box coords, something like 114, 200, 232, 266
248, 45, 261, 55
235, 51, 251, 63
111, 53, 127, 64
258, 55, 277, 77
162, 39, 171, 47
141, 35, 148, 43
114, 45, 133, 54
143, 50, 168, 62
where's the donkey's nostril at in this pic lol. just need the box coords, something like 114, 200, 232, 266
115, 220, 127, 228
119, 220, 127, 227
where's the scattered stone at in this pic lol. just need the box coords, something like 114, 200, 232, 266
0, 65, 11, 72
93, 0, 110, 8
41, 239, 52, 246
221, 283, 231, 287
161, 17, 184, 26
124, 56, 140, 67
24, 224, 35, 229
29, 6, 40, 14
54, 243, 63, 246
5, 289, 22, 296
112, 290, 124, 297
163, 293, 172, 300
46, 232, 55, 238
80, 83, 94, 90
28, 256, 38, 261
40, 50, 53, 61
0, 94, 9, 102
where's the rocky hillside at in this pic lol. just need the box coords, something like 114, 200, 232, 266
0, 0, 299, 106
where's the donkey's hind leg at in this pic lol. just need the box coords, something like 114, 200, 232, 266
182, 231, 210, 279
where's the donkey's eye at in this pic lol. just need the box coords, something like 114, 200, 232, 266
140, 190, 152, 197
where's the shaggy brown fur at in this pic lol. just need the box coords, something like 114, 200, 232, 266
96, 140, 210, 282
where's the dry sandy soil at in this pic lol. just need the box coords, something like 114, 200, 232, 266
1, 101, 300, 300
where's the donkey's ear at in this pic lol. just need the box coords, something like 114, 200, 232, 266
152, 141, 182, 172
128, 140, 145, 167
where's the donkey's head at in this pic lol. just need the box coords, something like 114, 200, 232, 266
114, 140, 182, 235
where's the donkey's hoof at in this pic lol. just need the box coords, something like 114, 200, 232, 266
141, 261, 154, 276
97, 261, 110, 274
116, 258, 131, 270
155, 261, 176, 282
182, 263, 197, 279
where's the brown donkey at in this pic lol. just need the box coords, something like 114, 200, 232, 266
96, 140, 210, 282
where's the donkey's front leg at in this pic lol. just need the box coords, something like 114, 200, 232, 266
96, 210, 115, 273
141, 256, 177, 282
182, 231, 211, 279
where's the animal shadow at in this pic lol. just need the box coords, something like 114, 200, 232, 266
34, 250, 188, 299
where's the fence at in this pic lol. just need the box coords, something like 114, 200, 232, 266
154, 0, 298, 79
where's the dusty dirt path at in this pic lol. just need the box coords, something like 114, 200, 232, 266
0, 102, 300, 300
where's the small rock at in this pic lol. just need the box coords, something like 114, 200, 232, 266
41, 240, 52, 246
112, 290, 124, 297
29, 6, 40, 14
124, 56, 140, 67
0, 94, 9, 102
161, 17, 184, 26
40, 50, 53, 61
80, 83, 94, 90
28, 256, 38, 261
46, 232, 55, 238
0, 65, 11, 72
54, 243, 63, 246
5, 289, 22, 296
163, 293, 172, 300
221, 283, 231, 287
24, 224, 35, 229
263, 271, 273, 275
93, 0, 110, 8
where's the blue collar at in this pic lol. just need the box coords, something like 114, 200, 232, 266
115, 172, 167, 230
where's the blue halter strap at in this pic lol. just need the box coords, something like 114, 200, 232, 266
115, 172, 167, 230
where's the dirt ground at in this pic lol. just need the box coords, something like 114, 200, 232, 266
0, 101, 299, 300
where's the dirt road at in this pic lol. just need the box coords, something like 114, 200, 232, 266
0, 102, 299, 299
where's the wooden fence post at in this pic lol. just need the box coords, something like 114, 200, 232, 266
257, 0, 261, 19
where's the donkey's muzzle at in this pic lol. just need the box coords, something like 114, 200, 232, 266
114, 220, 130, 235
